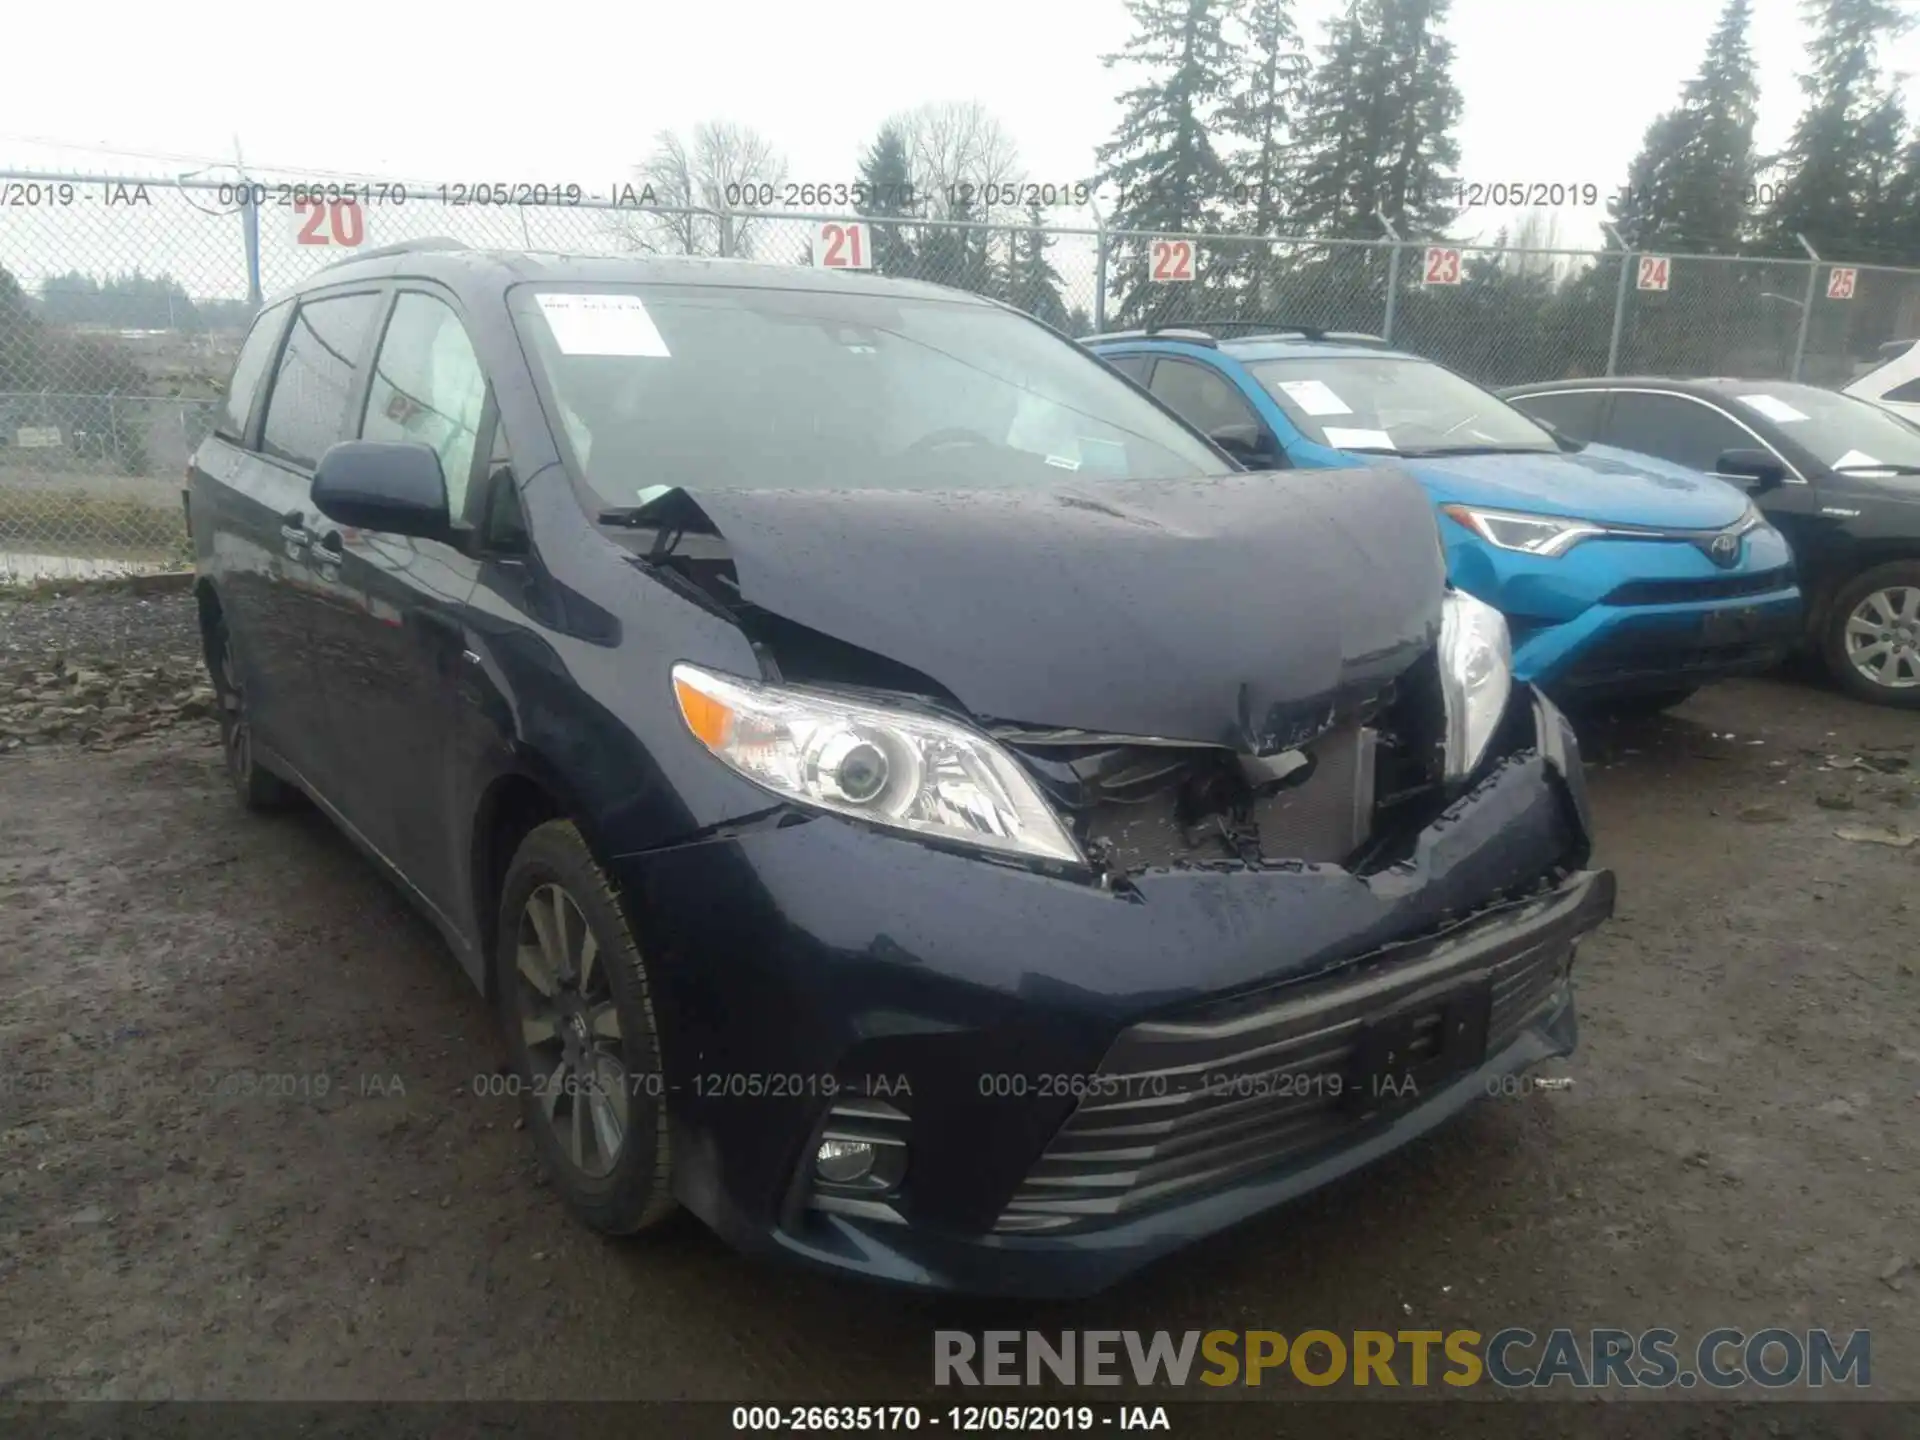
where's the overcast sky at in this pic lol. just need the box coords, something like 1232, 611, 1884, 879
3, 0, 1917, 287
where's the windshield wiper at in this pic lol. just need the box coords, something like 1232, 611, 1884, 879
1388, 444, 1557, 458
1833, 463, 1920, 476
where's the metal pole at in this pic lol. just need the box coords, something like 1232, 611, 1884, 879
1604, 224, 1631, 376
1790, 233, 1821, 383
1092, 203, 1108, 334
1375, 209, 1403, 343
241, 188, 263, 308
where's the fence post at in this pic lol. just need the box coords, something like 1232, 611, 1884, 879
1093, 207, 1109, 334
241, 183, 263, 308
1375, 211, 1404, 344
1606, 232, 1633, 376
1790, 234, 1821, 383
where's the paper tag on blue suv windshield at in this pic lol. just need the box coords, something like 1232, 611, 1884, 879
536, 293, 671, 358
1322, 426, 1396, 451
1276, 379, 1353, 416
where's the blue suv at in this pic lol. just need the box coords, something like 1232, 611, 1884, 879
1085, 327, 1804, 709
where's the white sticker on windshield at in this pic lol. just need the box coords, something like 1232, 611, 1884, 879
537, 293, 671, 357
1833, 449, 1884, 470
1322, 427, 1397, 452
1736, 393, 1808, 424
1276, 379, 1353, 416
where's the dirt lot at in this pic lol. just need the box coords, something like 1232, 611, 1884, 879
2, 588, 1918, 1420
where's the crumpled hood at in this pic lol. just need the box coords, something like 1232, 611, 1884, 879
658, 471, 1446, 752
1393, 444, 1752, 529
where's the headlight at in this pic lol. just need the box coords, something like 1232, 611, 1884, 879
671, 664, 1083, 865
1438, 590, 1513, 781
1440, 503, 1605, 557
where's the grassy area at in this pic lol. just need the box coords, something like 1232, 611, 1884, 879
0, 484, 189, 563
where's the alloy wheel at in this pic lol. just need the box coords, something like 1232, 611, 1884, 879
513, 882, 629, 1179
1844, 585, 1920, 691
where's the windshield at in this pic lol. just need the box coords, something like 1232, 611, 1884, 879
1248, 356, 1556, 455
509, 283, 1225, 503
1725, 385, 1920, 473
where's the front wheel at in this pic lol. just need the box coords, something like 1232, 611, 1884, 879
205, 614, 297, 812
1822, 562, 1920, 708
495, 820, 676, 1234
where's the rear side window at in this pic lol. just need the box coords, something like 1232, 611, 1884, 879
1602, 393, 1752, 472
213, 301, 289, 444
1510, 390, 1605, 442
1149, 358, 1259, 435
1103, 353, 1154, 385
1884, 377, 1920, 403
260, 292, 383, 470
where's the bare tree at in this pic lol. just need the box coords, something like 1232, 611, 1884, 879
612, 121, 789, 258
887, 101, 1024, 221
1511, 207, 1574, 284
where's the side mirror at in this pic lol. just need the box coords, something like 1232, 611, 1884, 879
1530, 415, 1585, 453
313, 440, 453, 541
1210, 426, 1282, 471
1715, 447, 1787, 491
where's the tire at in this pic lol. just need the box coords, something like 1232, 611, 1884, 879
1821, 561, 1920, 709
204, 611, 298, 812
494, 819, 676, 1234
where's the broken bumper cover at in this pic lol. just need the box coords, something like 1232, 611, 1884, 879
610, 689, 1613, 1296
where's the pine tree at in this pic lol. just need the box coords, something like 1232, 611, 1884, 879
1289, 0, 1462, 241
1009, 202, 1072, 329
0, 266, 41, 391
1093, 0, 1237, 324
1220, 0, 1306, 237
1612, 0, 1760, 253
1216, 0, 1306, 318
1760, 0, 1909, 257
917, 182, 994, 295
856, 125, 919, 278
1870, 131, 1920, 264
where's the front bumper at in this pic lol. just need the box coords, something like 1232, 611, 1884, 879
610, 690, 1612, 1296
1521, 585, 1803, 699
1445, 520, 1804, 699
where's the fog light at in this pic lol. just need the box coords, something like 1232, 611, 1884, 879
814, 1138, 876, 1184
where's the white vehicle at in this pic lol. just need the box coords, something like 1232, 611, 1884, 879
1845, 339, 1920, 425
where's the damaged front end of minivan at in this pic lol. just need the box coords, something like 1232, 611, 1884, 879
596, 471, 1613, 1295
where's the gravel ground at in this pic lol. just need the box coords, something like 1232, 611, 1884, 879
0, 582, 210, 752
1, 587, 1917, 1425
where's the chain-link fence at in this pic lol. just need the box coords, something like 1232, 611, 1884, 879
5, 167, 1918, 581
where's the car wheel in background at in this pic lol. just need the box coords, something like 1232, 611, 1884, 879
1822, 561, 1920, 709
205, 614, 298, 812
495, 819, 676, 1234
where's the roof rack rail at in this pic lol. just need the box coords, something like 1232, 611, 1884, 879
1083, 326, 1217, 347
1083, 321, 1389, 347
318, 237, 470, 270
